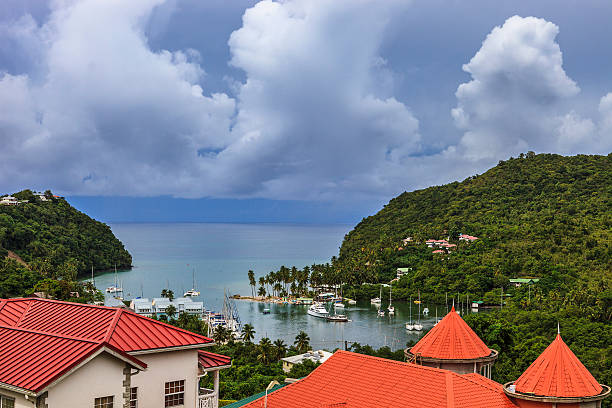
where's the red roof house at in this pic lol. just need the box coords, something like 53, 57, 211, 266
503, 331, 610, 406
238, 350, 518, 408
405, 306, 498, 377
0, 298, 230, 408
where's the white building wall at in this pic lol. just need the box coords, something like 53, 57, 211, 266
130, 349, 200, 408
0, 389, 33, 408
46, 353, 125, 408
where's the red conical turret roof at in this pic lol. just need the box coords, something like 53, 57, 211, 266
514, 333, 603, 398
410, 306, 492, 359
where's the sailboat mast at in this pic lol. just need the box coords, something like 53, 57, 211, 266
409, 296, 412, 324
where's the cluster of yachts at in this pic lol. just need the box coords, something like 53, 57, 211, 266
307, 293, 353, 322
371, 286, 431, 331
305, 287, 436, 330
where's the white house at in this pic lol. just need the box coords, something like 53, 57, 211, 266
129, 297, 205, 318
0, 297, 230, 408
396, 267, 411, 280
281, 350, 333, 373
0, 196, 19, 206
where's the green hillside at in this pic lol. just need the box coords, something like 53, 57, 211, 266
339, 153, 611, 304
0, 189, 131, 299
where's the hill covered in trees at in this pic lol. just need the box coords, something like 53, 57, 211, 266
338, 153, 611, 303
0, 189, 131, 299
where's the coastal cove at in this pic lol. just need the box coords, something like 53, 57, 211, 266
90, 222, 477, 350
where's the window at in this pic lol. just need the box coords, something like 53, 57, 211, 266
94, 396, 113, 408
164, 380, 185, 407
130, 387, 138, 408
0, 395, 15, 408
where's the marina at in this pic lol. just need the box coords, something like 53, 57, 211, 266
91, 223, 485, 350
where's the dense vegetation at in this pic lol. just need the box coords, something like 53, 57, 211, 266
0, 189, 131, 300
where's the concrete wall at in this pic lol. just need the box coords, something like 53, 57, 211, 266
46, 353, 125, 408
0, 389, 34, 408
131, 349, 200, 408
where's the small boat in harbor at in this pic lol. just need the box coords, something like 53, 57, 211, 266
414, 291, 423, 331
371, 285, 383, 304
405, 296, 414, 330
183, 269, 200, 297
326, 314, 348, 322
346, 298, 357, 305
106, 265, 123, 293
262, 308, 270, 314
334, 301, 345, 309
307, 302, 330, 319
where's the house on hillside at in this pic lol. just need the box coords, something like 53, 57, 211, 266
396, 267, 411, 279
509, 278, 540, 287
0, 298, 230, 408
0, 196, 19, 206
459, 233, 479, 242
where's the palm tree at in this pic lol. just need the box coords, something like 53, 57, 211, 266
165, 304, 177, 320
294, 331, 310, 354
257, 337, 273, 365
273, 339, 287, 360
213, 326, 229, 344
241, 324, 256, 343
248, 270, 256, 298
258, 277, 266, 298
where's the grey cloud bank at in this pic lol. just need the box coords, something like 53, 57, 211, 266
0, 0, 610, 203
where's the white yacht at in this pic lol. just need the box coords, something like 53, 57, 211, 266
183, 269, 200, 297
371, 285, 383, 304
414, 292, 423, 330
406, 296, 414, 330
307, 303, 330, 318
387, 285, 395, 315
106, 265, 122, 294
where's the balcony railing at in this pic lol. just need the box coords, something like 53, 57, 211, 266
198, 387, 218, 408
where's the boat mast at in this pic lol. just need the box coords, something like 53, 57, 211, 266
409, 296, 412, 325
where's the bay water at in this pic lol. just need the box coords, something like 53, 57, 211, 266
95, 223, 464, 350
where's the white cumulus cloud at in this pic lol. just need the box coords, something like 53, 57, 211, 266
450, 15, 598, 159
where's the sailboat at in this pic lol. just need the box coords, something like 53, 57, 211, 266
377, 287, 385, 317
106, 265, 122, 293
371, 285, 382, 304
405, 295, 414, 330
334, 284, 345, 309
184, 268, 200, 297
387, 285, 395, 315
413, 291, 423, 331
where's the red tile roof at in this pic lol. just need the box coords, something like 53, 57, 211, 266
514, 333, 603, 398
0, 298, 217, 394
0, 326, 145, 393
410, 306, 492, 360
239, 351, 516, 408
198, 350, 232, 370
0, 298, 213, 351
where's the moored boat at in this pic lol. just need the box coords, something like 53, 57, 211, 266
307, 302, 329, 318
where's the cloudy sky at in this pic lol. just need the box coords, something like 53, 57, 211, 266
1, 0, 611, 223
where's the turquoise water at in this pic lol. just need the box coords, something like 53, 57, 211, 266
95, 223, 475, 350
